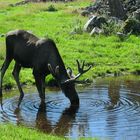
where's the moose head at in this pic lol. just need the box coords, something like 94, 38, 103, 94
48, 60, 91, 106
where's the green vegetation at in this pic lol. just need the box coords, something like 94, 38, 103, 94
0, 0, 140, 89
0, 123, 98, 140
0, 124, 66, 140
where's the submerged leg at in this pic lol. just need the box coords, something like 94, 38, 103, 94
33, 71, 45, 104
0, 58, 12, 97
12, 62, 24, 106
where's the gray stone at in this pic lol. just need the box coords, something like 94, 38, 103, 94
133, 9, 140, 20
90, 27, 103, 36
81, 10, 90, 17
83, 15, 97, 32
84, 15, 107, 32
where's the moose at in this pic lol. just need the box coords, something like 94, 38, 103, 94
0, 29, 91, 107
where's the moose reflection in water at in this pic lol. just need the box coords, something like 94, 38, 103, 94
107, 79, 120, 109
14, 101, 79, 136
36, 102, 79, 135
0, 29, 91, 107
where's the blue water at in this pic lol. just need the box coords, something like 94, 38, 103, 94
0, 76, 140, 140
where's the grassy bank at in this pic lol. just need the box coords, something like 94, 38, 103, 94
0, 123, 98, 140
0, 124, 66, 140
0, 0, 140, 89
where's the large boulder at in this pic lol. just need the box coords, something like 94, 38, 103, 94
90, 27, 103, 36
82, 0, 140, 20
83, 15, 107, 32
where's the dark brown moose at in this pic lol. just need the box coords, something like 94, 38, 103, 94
0, 30, 91, 107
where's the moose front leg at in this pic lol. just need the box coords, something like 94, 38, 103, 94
33, 71, 45, 104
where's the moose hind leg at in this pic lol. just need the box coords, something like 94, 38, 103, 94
0, 58, 12, 97
12, 63, 24, 106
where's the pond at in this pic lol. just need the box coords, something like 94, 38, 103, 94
0, 75, 140, 139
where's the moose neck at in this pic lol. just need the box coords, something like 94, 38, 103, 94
56, 62, 79, 107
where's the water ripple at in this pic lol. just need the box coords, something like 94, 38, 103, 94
0, 77, 140, 139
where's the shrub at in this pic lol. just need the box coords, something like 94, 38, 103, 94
102, 19, 123, 35
70, 19, 83, 34
122, 18, 140, 35
47, 5, 57, 12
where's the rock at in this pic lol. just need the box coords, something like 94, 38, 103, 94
90, 27, 103, 36
116, 32, 128, 41
81, 10, 90, 16
82, 0, 140, 20
122, 18, 140, 34
83, 15, 107, 32
133, 9, 140, 21
82, 0, 140, 35
83, 15, 97, 32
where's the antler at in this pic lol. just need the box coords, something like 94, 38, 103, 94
48, 60, 91, 84
63, 60, 91, 84
75, 60, 91, 80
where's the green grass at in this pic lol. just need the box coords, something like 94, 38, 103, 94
0, 124, 66, 140
0, 123, 98, 140
0, 0, 140, 89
